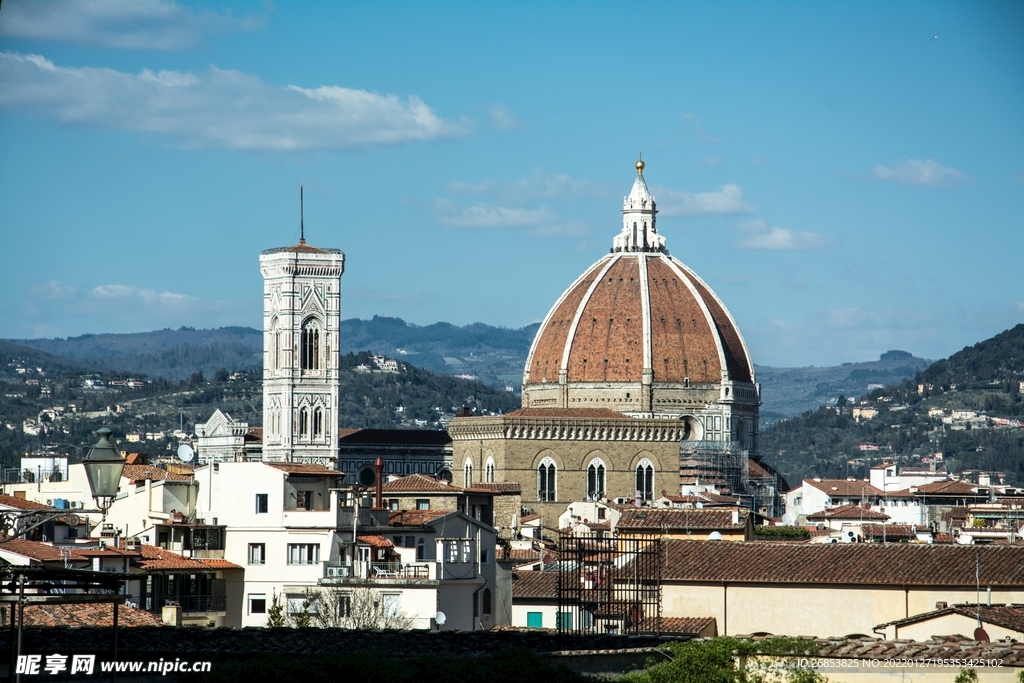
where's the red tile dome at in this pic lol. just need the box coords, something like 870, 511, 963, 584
521, 162, 756, 415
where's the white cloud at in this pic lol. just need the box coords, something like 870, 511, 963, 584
872, 159, 969, 187
0, 0, 264, 50
28, 280, 77, 301
736, 219, 827, 250
657, 184, 756, 216
446, 170, 608, 203
16, 280, 256, 337
488, 104, 525, 130
680, 112, 720, 143
435, 199, 554, 229
0, 52, 467, 150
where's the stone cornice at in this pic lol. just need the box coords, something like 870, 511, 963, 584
448, 415, 687, 442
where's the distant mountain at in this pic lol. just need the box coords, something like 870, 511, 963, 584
7, 318, 539, 388
343, 316, 538, 389
5, 319, 932, 414
760, 324, 1024, 487
755, 350, 933, 421
10, 327, 264, 384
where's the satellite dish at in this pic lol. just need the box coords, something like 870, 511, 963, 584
434, 611, 446, 626
708, 531, 723, 541
176, 444, 194, 463
974, 627, 989, 643
543, 554, 553, 565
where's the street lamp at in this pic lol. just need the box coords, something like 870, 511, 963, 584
81, 427, 126, 514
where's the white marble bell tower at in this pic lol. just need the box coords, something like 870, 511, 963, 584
259, 193, 345, 464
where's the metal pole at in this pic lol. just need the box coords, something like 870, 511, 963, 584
16, 575, 25, 683
111, 601, 119, 683
9, 604, 15, 683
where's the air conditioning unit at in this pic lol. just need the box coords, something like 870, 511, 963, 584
325, 565, 351, 578
46, 500, 53, 506
69, 501, 80, 509
125, 537, 141, 552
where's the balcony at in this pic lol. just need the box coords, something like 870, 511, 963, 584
163, 595, 227, 614
321, 561, 433, 584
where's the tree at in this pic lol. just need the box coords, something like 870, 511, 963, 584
308, 587, 413, 630
215, 368, 230, 382
265, 590, 286, 627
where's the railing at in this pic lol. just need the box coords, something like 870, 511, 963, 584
165, 596, 227, 613
322, 561, 431, 580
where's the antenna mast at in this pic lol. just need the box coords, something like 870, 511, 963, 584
300, 185, 305, 243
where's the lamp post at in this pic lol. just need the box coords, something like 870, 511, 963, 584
81, 427, 127, 515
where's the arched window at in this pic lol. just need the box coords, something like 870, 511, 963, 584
482, 588, 492, 615
312, 407, 323, 438
300, 319, 321, 371
298, 407, 308, 437
270, 318, 279, 370
587, 459, 606, 500
538, 458, 556, 502
464, 460, 473, 487
485, 457, 495, 484
416, 537, 425, 561
636, 459, 654, 501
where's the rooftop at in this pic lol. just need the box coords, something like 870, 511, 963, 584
0, 494, 53, 511
121, 464, 192, 483
658, 540, 1024, 586
618, 508, 748, 530
805, 504, 890, 521
801, 479, 884, 498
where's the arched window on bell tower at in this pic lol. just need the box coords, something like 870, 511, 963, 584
313, 407, 323, 438
298, 407, 309, 438
300, 319, 321, 371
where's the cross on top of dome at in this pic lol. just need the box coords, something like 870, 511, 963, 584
613, 155, 666, 253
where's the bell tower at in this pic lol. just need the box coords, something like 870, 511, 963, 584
259, 191, 345, 464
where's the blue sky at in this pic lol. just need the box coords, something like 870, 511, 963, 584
0, 1, 1020, 367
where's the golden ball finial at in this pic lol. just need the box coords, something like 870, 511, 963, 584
636, 153, 645, 173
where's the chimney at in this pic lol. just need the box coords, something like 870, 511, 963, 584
731, 509, 739, 525
373, 457, 384, 510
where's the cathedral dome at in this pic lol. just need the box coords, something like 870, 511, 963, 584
522, 161, 756, 416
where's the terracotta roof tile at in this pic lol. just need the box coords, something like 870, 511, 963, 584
136, 544, 215, 571
0, 495, 53, 511
357, 535, 394, 549
387, 509, 450, 526
916, 480, 983, 495
382, 474, 462, 493
618, 508, 748, 530
511, 570, 560, 598
861, 524, 921, 539
637, 616, 716, 635
199, 558, 243, 570
122, 465, 192, 482
802, 479, 884, 498
0, 539, 87, 562
880, 603, 1024, 633
805, 504, 890, 521
22, 603, 163, 628
660, 540, 1024, 586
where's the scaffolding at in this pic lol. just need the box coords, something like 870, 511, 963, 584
556, 534, 662, 640
679, 440, 747, 495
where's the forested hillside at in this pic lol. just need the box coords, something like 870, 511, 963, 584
761, 324, 1024, 487
0, 345, 518, 469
